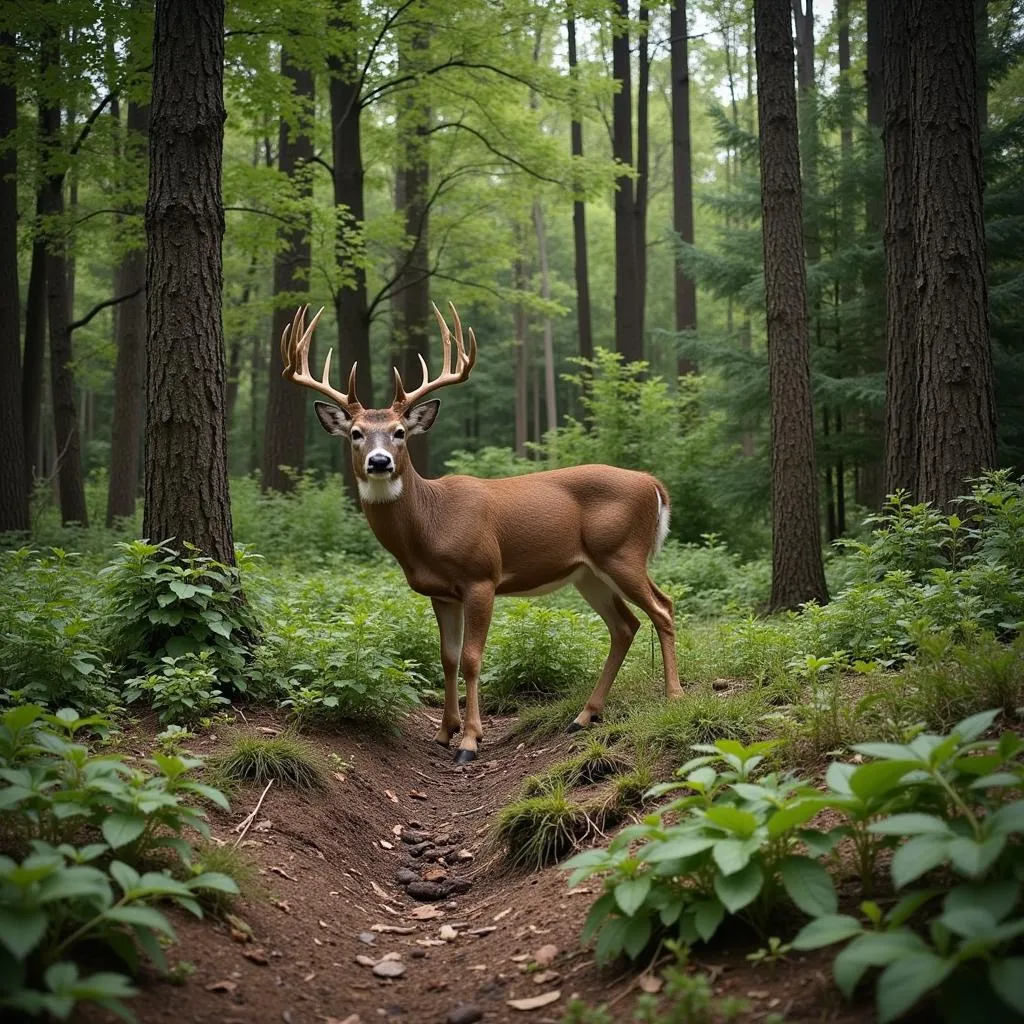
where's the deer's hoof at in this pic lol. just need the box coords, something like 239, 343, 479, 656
566, 714, 601, 734
453, 748, 478, 765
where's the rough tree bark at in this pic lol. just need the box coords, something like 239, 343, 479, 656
262, 48, 314, 493
882, 0, 919, 497
634, 5, 649, 344
0, 30, 28, 533
514, 253, 528, 458
566, 14, 593, 364
107, 96, 150, 524
533, 198, 557, 437
755, 0, 828, 611
910, 0, 995, 508
612, 0, 641, 362
22, 216, 46, 488
671, 0, 697, 373
144, 0, 235, 563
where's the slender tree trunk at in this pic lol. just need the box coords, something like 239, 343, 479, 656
612, 0, 641, 362
107, 97, 150, 524
533, 198, 557, 438
566, 14, 593, 365
0, 31, 28, 532
22, 217, 46, 489
394, 27, 431, 474
40, 29, 87, 526
671, 0, 697, 373
144, 0, 234, 563
262, 48, 314, 493
910, 0, 995, 508
755, 0, 828, 610
514, 254, 527, 457
634, 6, 649, 344
882, 0, 919, 497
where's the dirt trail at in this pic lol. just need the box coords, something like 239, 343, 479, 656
93, 708, 865, 1024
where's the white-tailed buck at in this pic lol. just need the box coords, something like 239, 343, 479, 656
281, 303, 681, 762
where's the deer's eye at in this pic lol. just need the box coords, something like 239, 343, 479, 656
394, 427, 406, 441
350, 428, 364, 442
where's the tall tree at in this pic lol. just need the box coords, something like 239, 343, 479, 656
107, 79, 150, 524
612, 0, 641, 362
671, 0, 697, 373
882, 0, 918, 497
262, 47, 314, 493
910, 0, 995, 507
22, 211, 46, 488
566, 12, 593, 364
0, 30, 28, 533
533, 198, 557, 437
634, 5, 650, 343
144, 0, 235, 562
513, 252, 528, 458
754, 0, 827, 610
40, 22, 88, 526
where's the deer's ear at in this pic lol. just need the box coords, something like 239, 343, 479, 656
314, 401, 352, 437
404, 400, 440, 435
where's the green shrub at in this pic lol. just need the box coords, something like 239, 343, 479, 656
124, 653, 232, 725
211, 732, 327, 791
0, 705, 237, 1020
654, 537, 770, 617
483, 602, 601, 712
101, 540, 260, 689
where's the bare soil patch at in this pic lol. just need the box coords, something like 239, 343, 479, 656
78, 708, 871, 1024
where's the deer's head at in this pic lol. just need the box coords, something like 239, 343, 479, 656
280, 302, 477, 503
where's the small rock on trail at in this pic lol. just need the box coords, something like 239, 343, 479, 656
445, 1005, 483, 1024
372, 959, 406, 978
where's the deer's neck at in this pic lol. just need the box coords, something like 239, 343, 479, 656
360, 469, 436, 564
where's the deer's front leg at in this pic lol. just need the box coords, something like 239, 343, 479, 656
431, 598, 464, 747
454, 584, 494, 764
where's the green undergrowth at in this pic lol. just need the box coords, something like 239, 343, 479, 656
209, 731, 328, 792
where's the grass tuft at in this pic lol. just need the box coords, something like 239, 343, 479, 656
491, 784, 595, 872
187, 842, 259, 916
522, 738, 629, 797
210, 731, 327, 791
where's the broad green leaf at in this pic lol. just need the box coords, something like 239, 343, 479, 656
767, 798, 828, 838
947, 834, 1006, 879
876, 952, 954, 1023
891, 835, 950, 889
952, 709, 1000, 743
693, 899, 725, 942
990, 958, 1024, 1014
848, 760, 921, 800
868, 813, 953, 837
990, 800, 1024, 834
704, 805, 759, 837
832, 931, 930, 999
188, 872, 239, 895
104, 905, 176, 937
108, 861, 140, 896
614, 877, 651, 917
102, 814, 147, 850
0, 906, 48, 960
643, 835, 716, 862
944, 880, 1019, 923
713, 837, 759, 875
780, 855, 838, 918
792, 914, 864, 950
825, 761, 854, 795
851, 741, 922, 762
714, 860, 763, 914
622, 914, 651, 959
939, 906, 997, 938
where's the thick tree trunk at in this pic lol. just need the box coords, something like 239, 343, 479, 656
566, 15, 592, 365
144, 0, 235, 563
394, 27, 431, 474
22, 220, 46, 489
0, 33, 27, 533
107, 97, 150, 524
910, 0, 995, 508
882, 0, 919, 497
262, 49, 314, 493
532, 198, 557, 438
634, 6, 649, 344
755, 0, 828, 611
612, 0, 640, 362
671, 0, 697, 373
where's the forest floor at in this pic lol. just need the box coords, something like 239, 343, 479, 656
82, 706, 871, 1024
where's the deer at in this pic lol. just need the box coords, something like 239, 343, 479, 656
280, 302, 682, 763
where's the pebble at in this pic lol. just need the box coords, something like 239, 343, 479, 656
355, 954, 377, 967
395, 868, 419, 885
358, 932, 377, 946
445, 1005, 483, 1024
372, 960, 406, 979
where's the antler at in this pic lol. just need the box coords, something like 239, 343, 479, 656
280, 305, 361, 412
391, 301, 477, 412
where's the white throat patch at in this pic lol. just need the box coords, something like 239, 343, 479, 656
358, 475, 404, 504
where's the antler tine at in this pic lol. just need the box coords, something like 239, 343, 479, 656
391, 302, 478, 411
280, 305, 360, 411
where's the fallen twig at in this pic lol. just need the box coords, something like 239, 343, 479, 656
232, 779, 273, 848
453, 804, 485, 817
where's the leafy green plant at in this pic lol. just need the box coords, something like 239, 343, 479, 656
101, 540, 259, 689
791, 710, 1024, 1023
211, 732, 327, 791
124, 653, 231, 725
563, 739, 835, 963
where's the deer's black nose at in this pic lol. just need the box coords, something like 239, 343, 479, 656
367, 452, 394, 474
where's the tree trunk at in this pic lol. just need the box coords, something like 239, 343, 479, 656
532, 198, 557, 438
975, 0, 988, 131
671, 0, 697, 373
755, 0, 828, 610
22, 216, 46, 489
612, 0, 640, 362
634, 6, 649, 344
144, 0, 234, 563
0, 31, 27, 533
566, 14, 592, 365
514, 254, 527, 457
107, 97, 150, 524
910, 0, 995, 509
262, 48, 314, 493
394, 26, 431, 474
40, 28, 88, 527
882, 0, 919, 497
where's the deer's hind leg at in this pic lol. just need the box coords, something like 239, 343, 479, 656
568, 569, 641, 732
431, 598, 464, 747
